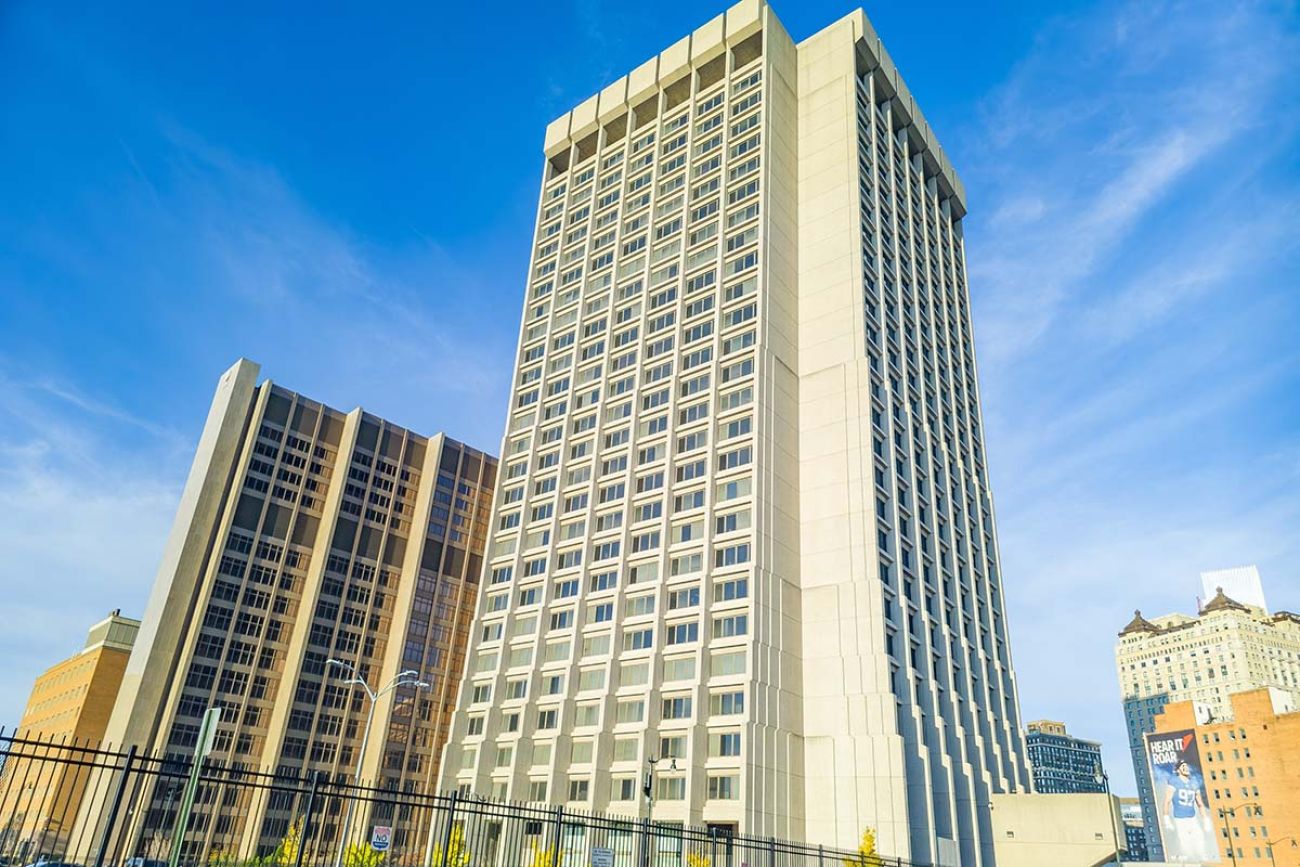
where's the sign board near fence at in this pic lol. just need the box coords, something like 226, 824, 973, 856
591, 847, 614, 867
371, 825, 392, 852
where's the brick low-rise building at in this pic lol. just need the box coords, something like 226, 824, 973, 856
0, 611, 140, 859
1152, 687, 1300, 864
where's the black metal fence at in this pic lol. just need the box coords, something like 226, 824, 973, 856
0, 730, 908, 867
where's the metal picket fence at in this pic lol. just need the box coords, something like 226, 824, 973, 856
0, 729, 916, 867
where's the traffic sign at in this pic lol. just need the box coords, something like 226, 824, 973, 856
371, 825, 392, 852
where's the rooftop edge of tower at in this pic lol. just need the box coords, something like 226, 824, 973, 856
542, 0, 967, 218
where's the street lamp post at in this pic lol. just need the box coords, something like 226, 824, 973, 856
325, 659, 430, 867
1267, 836, 1297, 867
1093, 764, 1122, 866
641, 755, 677, 867
1218, 801, 1261, 866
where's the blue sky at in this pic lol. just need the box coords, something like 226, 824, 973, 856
1, 0, 1297, 794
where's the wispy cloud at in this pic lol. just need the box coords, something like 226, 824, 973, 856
965, 0, 1298, 368
0, 119, 521, 722
156, 126, 515, 415
0, 365, 186, 722
957, 0, 1300, 793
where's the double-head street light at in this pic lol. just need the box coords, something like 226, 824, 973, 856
326, 659, 430, 867
1093, 763, 1122, 867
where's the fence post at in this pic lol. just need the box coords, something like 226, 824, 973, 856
768, 836, 776, 867
817, 844, 824, 867
549, 805, 564, 864
435, 789, 459, 866
294, 771, 321, 867
640, 816, 651, 867
93, 744, 137, 867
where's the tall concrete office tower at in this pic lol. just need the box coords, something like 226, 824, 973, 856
439, 3, 1030, 864
96, 359, 495, 860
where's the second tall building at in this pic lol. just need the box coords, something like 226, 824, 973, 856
439, 3, 1031, 865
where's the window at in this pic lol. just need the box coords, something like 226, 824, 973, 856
710, 690, 745, 715
715, 510, 750, 534
714, 543, 751, 568
663, 656, 697, 682
620, 661, 649, 687
657, 777, 686, 801
635, 501, 662, 522
568, 778, 590, 802
671, 552, 703, 576
659, 735, 686, 759
578, 668, 606, 691
674, 490, 706, 512
720, 417, 752, 442
509, 653, 536, 680
717, 446, 752, 471
717, 477, 751, 501
570, 740, 594, 764
710, 732, 741, 757
630, 561, 659, 584
661, 695, 693, 720
537, 709, 558, 729
666, 622, 699, 645
632, 531, 660, 552
544, 640, 571, 663
613, 737, 639, 762
624, 628, 653, 651
669, 586, 701, 609
625, 594, 657, 617
574, 703, 600, 726
708, 774, 740, 800
617, 699, 646, 723
714, 578, 748, 602
713, 614, 748, 638
582, 634, 611, 657
671, 520, 705, 544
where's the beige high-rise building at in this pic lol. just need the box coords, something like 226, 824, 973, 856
1116, 584, 1300, 860
0, 612, 139, 859
89, 359, 495, 861
438, 3, 1031, 864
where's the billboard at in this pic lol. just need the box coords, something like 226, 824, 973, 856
1146, 729, 1219, 863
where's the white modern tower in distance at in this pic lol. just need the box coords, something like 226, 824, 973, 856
439, 3, 1031, 865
